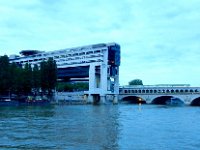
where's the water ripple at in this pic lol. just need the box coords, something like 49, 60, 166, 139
0, 105, 200, 149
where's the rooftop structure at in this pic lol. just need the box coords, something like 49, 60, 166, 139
19, 50, 44, 56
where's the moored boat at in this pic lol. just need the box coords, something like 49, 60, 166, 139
0, 97, 19, 106
0, 96, 50, 106
19, 96, 50, 106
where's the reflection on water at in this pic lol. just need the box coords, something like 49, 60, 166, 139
0, 104, 200, 149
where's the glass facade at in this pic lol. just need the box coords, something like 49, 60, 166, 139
108, 44, 120, 66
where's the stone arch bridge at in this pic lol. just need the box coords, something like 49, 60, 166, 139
119, 85, 200, 105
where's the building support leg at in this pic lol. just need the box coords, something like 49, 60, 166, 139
87, 95, 93, 104
113, 95, 118, 104
100, 96, 106, 104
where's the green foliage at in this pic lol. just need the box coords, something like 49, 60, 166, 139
40, 58, 57, 94
0, 55, 10, 93
57, 82, 89, 92
22, 63, 33, 94
47, 58, 57, 93
40, 61, 48, 93
13, 66, 24, 94
0, 55, 57, 96
9, 63, 22, 93
33, 64, 40, 93
129, 79, 143, 85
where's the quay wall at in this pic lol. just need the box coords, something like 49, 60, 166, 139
54, 92, 87, 104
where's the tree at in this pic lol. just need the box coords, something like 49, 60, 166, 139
40, 58, 57, 95
0, 55, 10, 94
32, 64, 40, 94
129, 79, 143, 85
22, 63, 33, 95
40, 61, 49, 94
13, 66, 24, 95
9, 62, 19, 93
47, 58, 57, 94
56, 82, 89, 92
0, 55, 57, 97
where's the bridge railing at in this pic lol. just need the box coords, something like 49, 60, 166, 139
119, 86, 200, 95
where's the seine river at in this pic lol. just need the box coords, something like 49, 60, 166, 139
0, 104, 200, 150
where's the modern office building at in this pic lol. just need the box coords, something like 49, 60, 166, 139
9, 42, 121, 103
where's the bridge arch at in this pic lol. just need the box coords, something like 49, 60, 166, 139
191, 97, 200, 106
151, 96, 184, 105
152, 96, 172, 105
121, 96, 146, 104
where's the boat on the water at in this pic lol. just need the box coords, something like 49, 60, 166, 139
0, 98, 19, 106
0, 96, 50, 106
165, 97, 184, 106
19, 96, 50, 106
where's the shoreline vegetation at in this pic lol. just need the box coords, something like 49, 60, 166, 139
0, 55, 89, 106
0, 55, 57, 104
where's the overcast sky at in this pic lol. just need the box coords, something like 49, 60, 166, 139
0, 0, 200, 86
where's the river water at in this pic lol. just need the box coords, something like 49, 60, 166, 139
0, 104, 200, 150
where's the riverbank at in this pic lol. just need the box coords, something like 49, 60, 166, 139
0, 95, 51, 106
53, 100, 87, 105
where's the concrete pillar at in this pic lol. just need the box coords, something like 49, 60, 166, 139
114, 66, 119, 94
184, 96, 191, 105
87, 95, 94, 104
100, 64, 108, 94
54, 91, 59, 103
89, 64, 95, 93
100, 96, 106, 104
113, 95, 118, 104
83, 95, 87, 103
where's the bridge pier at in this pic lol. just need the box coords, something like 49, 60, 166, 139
86, 94, 105, 104
113, 95, 118, 104
86, 94, 119, 104
87, 95, 94, 104
100, 96, 106, 104
87, 51, 120, 105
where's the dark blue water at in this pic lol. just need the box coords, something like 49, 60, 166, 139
0, 104, 200, 150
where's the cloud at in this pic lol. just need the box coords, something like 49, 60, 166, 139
0, 0, 200, 86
